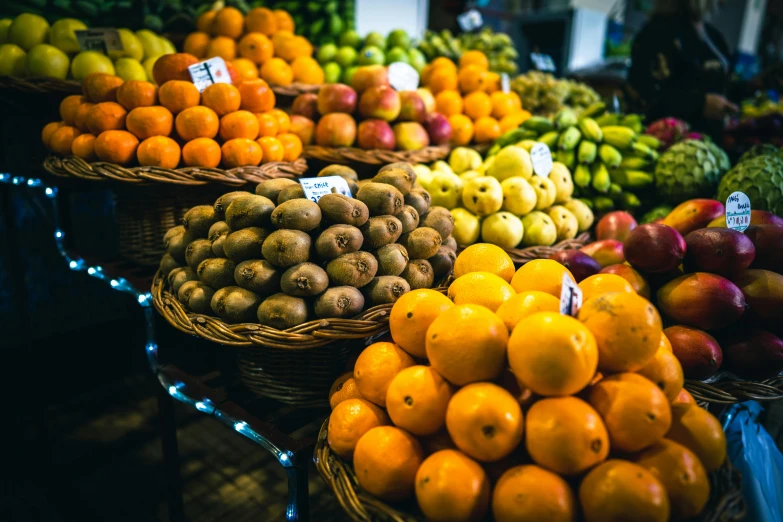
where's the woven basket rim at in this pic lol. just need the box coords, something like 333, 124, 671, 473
492, 231, 591, 264
314, 418, 746, 522
303, 145, 451, 165
684, 373, 783, 404
43, 155, 307, 187
270, 82, 321, 97
0, 74, 82, 93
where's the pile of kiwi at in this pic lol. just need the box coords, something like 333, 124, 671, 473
159, 163, 457, 329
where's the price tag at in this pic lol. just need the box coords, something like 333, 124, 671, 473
530, 143, 553, 178
559, 273, 582, 316
388, 62, 420, 92
530, 52, 556, 72
299, 176, 353, 202
188, 57, 231, 92
725, 191, 751, 232
500, 73, 510, 93
76, 28, 123, 53
457, 9, 483, 32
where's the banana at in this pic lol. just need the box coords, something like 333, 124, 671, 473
537, 131, 560, 149
577, 140, 597, 163
594, 196, 615, 212
578, 117, 603, 143
598, 144, 623, 168
610, 169, 654, 188
574, 164, 592, 188
494, 128, 537, 149
557, 149, 576, 170
595, 113, 619, 127
522, 116, 555, 134
591, 163, 611, 193
636, 135, 662, 149
619, 157, 650, 170
631, 142, 655, 159
621, 114, 643, 126
609, 183, 623, 197
579, 102, 606, 120
621, 192, 642, 209
601, 126, 637, 150
554, 108, 578, 130
558, 126, 581, 151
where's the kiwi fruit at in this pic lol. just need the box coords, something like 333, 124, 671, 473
185, 239, 216, 271
234, 259, 280, 295
197, 258, 237, 290
257, 293, 312, 329
168, 267, 197, 295
402, 227, 442, 260
314, 286, 365, 318
166, 229, 194, 264
326, 251, 378, 288
225, 195, 275, 230
404, 187, 431, 216
277, 184, 306, 204
211, 286, 262, 323
360, 215, 403, 249
401, 259, 434, 289
164, 225, 185, 246
255, 178, 298, 201
280, 262, 329, 296
376, 243, 409, 276
429, 247, 456, 279
318, 193, 369, 227
378, 161, 416, 181
270, 199, 322, 231
183, 205, 217, 238
315, 224, 363, 260
362, 276, 411, 306
397, 205, 420, 233
357, 182, 404, 216
178, 281, 216, 315
420, 206, 455, 239
159, 253, 180, 275
223, 227, 268, 263
214, 191, 251, 220
373, 165, 413, 195
212, 235, 226, 257
318, 164, 359, 182
208, 221, 230, 241
261, 229, 311, 267
442, 235, 458, 252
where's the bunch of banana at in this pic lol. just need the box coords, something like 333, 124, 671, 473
417, 27, 518, 74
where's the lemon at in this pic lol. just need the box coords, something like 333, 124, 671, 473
70, 51, 115, 79
158, 36, 176, 55
48, 18, 86, 54
143, 55, 161, 83
8, 13, 50, 51
114, 57, 147, 81
108, 29, 144, 61
25, 44, 69, 79
135, 29, 163, 60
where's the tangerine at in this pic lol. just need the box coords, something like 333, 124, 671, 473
231, 58, 259, 82
354, 426, 423, 501
637, 346, 684, 402
277, 133, 302, 162
219, 110, 260, 140
59, 95, 85, 125
490, 91, 522, 119
273, 10, 295, 32
42, 121, 65, 149
578, 273, 635, 303
448, 114, 474, 146
239, 79, 275, 112
221, 138, 262, 168
353, 342, 415, 407
175, 106, 219, 141
257, 136, 284, 163
429, 67, 458, 94
389, 288, 454, 358
453, 243, 515, 282
458, 65, 487, 93
245, 7, 277, 35
674, 388, 696, 405
49, 125, 81, 156
238, 32, 273, 64
256, 111, 279, 137
201, 83, 241, 116
183, 32, 210, 59
386, 365, 452, 436
473, 116, 501, 143
94, 130, 139, 165
125, 106, 174, 140
137, 136, 181, 169
579, 460, 670, 522
182, 137, 221, 168
459, 50, 489, 71
499, 110, 531, 133
116, 80, 158, 111
260, 57, 293, 86
196, 10, 217, 34
268, 108, 290, 133
152, 53, 200, 86
464, 91, 492, 120
329, 371, 363, 410
86, 102, 127, 135
495, 291, 561, 331
291, 56, 324, 84
435, 90, 463, 117
510, 258, 575, 297
447, 272, 515, 312
158, 80, 200, 114
70, 133, 96, 161
415, 449, 490, 522
212, 7, 244, 39
206, 36, 237, 61
666, 403, 726, 472
74, 102, 95, 132
82, 73, 123, 103
328, 398, 389, 459
493, 465, 577, 522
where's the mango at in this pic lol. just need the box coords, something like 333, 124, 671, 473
720, 329, 783, 380
733, 269, 783, 320
579, 239, 625, 268
665, 325, 723, 380
624, 223, 686, 273
683, 228, 755, 279
657, 273, 745, 330
744, 225, 783, 272
662, 199, 724, 236
595, 211, 637, 242
549, 250, 601, 282
600, 264, 650, 299
708, 210, 783, 228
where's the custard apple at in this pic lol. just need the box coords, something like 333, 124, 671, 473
739, 143, 778, 163
654, 139, 721, 202
703, 140, 731, 176
717, 155, 783, 216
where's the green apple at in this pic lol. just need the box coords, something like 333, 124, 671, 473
0, 19, 12, 44
114, 57, 147, 81
448, 146, 482, 174
387, 29, 410, 50
0, 43, 26, 76
429, 170, 463, 209
462, 176, 503, 216
25, 44, 69, 79
8, 13, 50, 51
459, 170, 482, 183
412, 164, 433, 190
71, 50, 115, 79
108, 28, 144, 61
549, 162, 574, 203
408, 48, 427, 73
335, 46, 357, 68
364, 31, 386, 50
323, 61, 341, 83
48, 18, 86, 54
530, 175, 556, 210
548, 206, 579, 241
501, 177, 537, 216
385, 46, 408, 65
135, 29, 163, 60
339, 29, 362, 48
451, 208, 481, 247
357, 46, 385, 66
521, 211, 557, 246
341, 65, 358, 85
430, 160, 454, 175
482, 212, 524, 249
317, 43, 338, 64
488, 145, 533, 181
564, 199, 595, 232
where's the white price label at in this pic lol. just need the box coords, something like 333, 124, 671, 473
299, 176, 353, 202
559, 273, 582, 316
501, 73, 510, 93
457, 9, 483, 32
188, 57, 231, 92
725, 191, 751, 232
530, 143, 553, 178
388, 62, 420, 92
76, 28, 123, 53
530, 52, 556, 72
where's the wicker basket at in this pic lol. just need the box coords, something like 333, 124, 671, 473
304, 145, 451, 166
455, 232, 591, 265
685, 373, 783, 405
314, 418, 746, 522
0, 75, 82, 94
270, 82, 321, 106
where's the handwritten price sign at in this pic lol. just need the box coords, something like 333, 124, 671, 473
725, 191, 750, 232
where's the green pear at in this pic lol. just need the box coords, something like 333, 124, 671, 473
549, 162, 574, 203
488, 145, 533, 181
530, 175, 557, 210
521, 211, 557, 246
501, 177, 537, 216
515, 139, 538, 152
448, 146, 482, 174
462, 176, 503, 216
48, 18, 87, 54
108, 29, 144, 61
451, 208, 481, 247
564, 199, 595, 232
431, 160, 454, 174
428, 170, 463, 209
481, 212, 524, 249
548, 205, 579, 241
477, 155, 495, 174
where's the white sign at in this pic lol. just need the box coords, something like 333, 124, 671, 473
76, 29, 123, 53
188, 57, 231, 92
388, 62, 420, 92
530, 143, 553, 178
530, 52, 556, 72
725, 191, 751, 232
500, 73, 510, 94
299, 176, 353, 202
457, 9, 483, 32
559, 273, 582, 316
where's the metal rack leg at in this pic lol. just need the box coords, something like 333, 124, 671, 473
284, 456, 310, 522
157, 382, 186, 522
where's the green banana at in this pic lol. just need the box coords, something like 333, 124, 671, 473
486, 143, 502, 157
619, 157, 650, 170
621, 114, 643, 126
494, 128, 537, 149
621, 192, 642, 209
554, 108, 578, 130
537, 131, 560, 149
591, 163, 611, 193
557, 149, 576, 170
598, 144, 623, 168
522, 116, 555, 134
579, 101, 606, 120
558, 126, 582, 151
594, 196, 615, 212
595, 113, 619, 127
574, 164, 592, 188
577, 140, 597, 163
610, 169, 654, 188
609, 183, 623, 197
636, 135, 662, 149
631, 142, 655, 159
578, 117, 603, 143
601, 126, 637, 150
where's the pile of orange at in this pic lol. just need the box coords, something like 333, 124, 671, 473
182, 7, 323, 86
42, 72, 304, 169
327, 244, 726, 522
420, 52, 531, 145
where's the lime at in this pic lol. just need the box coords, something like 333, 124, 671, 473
135, 29, 163, 60
108, 28, 144, 61
0, 19, 12, 44
408, 48, 427, 73
114, 57, 147, 81
357, 46, 385, 66
334, 46, 357, 68
385, 47, 409, 65
364, 31, 386, 50
339, 29, 362, 48
316, 43, 338, 64
323, 62, 341, 83
387, 29, 410, 49
341, 65, 359, 85
25, 44, 69, 79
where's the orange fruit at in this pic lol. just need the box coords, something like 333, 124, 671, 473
492, 465, 577, 522
85, 102, 127, 135
59, 95, 85, 125
175, 106, 219, 141
257, 136, 284, 162
389, 288, 454, 358
353, 426, 423, 501
454, 243, 515, 282
277, 133, 302, 162
219, 110, 260, 140
125, 106, 173, 140
291, 56, 324, 84
82, 73, 123, 103
448, 114, 474, 146
116, 80, 158, 111
510, 259, 576, 297
430, 57, 457, 74
484, 71, 501, 93
94, 130, 139, 165
260, 57, 293, 86
196, 10, 217, 34
353, 341, 415, 407
212, 7, 244, 39
660, 332, 673, 352
666, 403, 727, 472
445, 382, 524, 462
426, 304, 508, 386
578, 273, 635, 303
136, 136, 181, 169
245, 7, 278, 35
464, 91, 492, 120
508, 311, 598, 396
273, 9, 295, 31
182, 137, 221, 168
386, 365, 453, 436
268, 108, 290, 133
634, 440, 710, 520
329, 371, 363, 410
415, 449, 490, 522
525, 396, 609, 475
152, 53, 200, 86
499, 110, 532, 133
74, 102, 95, 132
587, 372, 672, 453
42, 121, 65, 149
327, 398, 389, 459
231, 58, 259, 82
490, 91, 522, 119
579, 460, 670, 522
495, 291, 561, 332
49, 125, 81, 156
238, 79, 276, 113
201, 83, 241, 116
256, 111, 279, 137
578, 292, 662, 373
473, 116, 501, 143
447, 272, 515, 312
429, 67, 458, 94
460, 50, 489, 71
674, 388, 696, 405
434, 89, 463, 117
158, 80, 200, 114
183, 31, 210, 58
637, 346, 684, 402
70, 133, 96, 161
457, 65, 487, 93
238, 32, 274, 64
206, 36, 237, 61
221, 138, 262, 168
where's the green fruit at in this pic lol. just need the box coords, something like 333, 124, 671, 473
387, 28, 410, 49
158, 36, 176, 55
481, 211, 524, 249
341, 65, 358, 84
408, 48, 426, 72
144, 15, 164, 33
654, 139, 721, 202
328, 14, 343, 36
521, 211, 557, 247
717, 154, 783, 216
71, 51, 115, 79
0, 19, 12, 44
26, 44, 69, 79
385, 46, 408, 65
334, 45, 357, 68
0, 43, 26, 76
450, 208, 480, 246
143, 55, 160, 83
8, 13, 50, 51
339, 29, 362, 48
357, 45, 385, 66
364, 31, 386, 50
641, 205, 673, 224
107, 28, 144, 61
702, 139, 731, 176
114, 57, 147, 81
135, 29, 163, 60
738, 143, 778, 163
48, 18, 87, 54
323, 61, 341, 83
317, 43, 338, 64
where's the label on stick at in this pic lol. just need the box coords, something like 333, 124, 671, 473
559, 273, 582, 316
299, 176, 353, 202
76, 28, 123, 53
188, 57, 232, 92
725, 191, 751, 232
501, 73, 510, 93
531, 143, 553, 178
388, 62, 420, 92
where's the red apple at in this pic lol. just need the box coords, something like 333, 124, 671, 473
359, 85, 401, 122
317, 84, 357, 115
398, 91, 427, 122
393, 122, 429, 150
350, 65, 390, 93
291, 93, 319, 120
425, 112, 452, 146
315, 113, 356, 147
596, 211, 637, 242
579, 239, 625, 268
357, 119, 395, 150
290, 115, 315, 145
